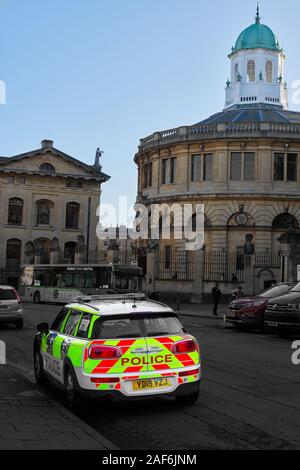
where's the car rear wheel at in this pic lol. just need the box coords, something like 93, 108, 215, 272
34, 350, 45, 384
15, 319, 24, 329
175, 389, 199, 405
65, 367, 81, 411
33, 291, 41, 304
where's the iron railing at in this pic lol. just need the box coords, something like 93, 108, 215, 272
156, 251, 194, 281
254, 251, 281, 267
204, 251, 244, 282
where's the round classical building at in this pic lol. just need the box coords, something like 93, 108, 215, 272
134, 8, 300, 298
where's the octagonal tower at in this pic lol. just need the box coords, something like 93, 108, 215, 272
225, 6, 288, 109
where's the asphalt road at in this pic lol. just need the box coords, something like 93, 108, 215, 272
1, 303, 300, 450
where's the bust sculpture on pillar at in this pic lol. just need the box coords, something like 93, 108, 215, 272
50, 237, 61, 264
75, 235, 86, 264
24, 241, 34, 264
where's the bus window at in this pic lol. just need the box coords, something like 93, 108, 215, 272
85, 271, 97, 288
97, 268, 112, 288
54, 273, 63, 287
34, 269, 46, 287
62, 272, 74, 288
74, 273, 85, 288
115, 276, 129, 290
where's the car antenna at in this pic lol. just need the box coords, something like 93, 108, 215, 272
122, 295, 126, 304
132, 299, 137, 309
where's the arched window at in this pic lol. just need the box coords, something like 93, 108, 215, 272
8, 198, 23, 225
6, 239, 22, 268
272, 213, 299, 229
235, 63, 239, 81
266, 61, 273, 83
39, 163, 56, 174
64, 241, 77, 264
36, 200, 54, 225
66, 202, 80, 229
33, 238, 51, 264
247, 60, 256, 82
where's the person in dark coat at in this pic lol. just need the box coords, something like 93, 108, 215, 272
212, 283, 222, 316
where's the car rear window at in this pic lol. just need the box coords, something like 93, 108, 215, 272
0, 289, 16, 300
92, 313, 184, 339
291, 282, 300, 293
259, 284, 293, 298
92, 316, 142, 339
144, 315, 183, 337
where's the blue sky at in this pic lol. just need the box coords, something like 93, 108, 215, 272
0, 0, 299, 218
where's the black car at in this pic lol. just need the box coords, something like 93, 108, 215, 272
264, 281, 300, 337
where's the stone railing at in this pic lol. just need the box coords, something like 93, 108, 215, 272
138, 121, 300, 152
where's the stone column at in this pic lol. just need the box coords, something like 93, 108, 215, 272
191, 250, 204, 303
146, 252, 157, 295
243, 254, 255, 296
50, 250, 60, 265
34, 255, 42, 265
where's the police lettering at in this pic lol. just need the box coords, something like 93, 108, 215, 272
44, 354, 61, 376
121, 355, 172, 366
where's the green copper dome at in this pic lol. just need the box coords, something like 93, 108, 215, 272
230, 8, 282, 55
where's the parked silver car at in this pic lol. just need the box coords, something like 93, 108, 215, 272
0, 286, 23, 329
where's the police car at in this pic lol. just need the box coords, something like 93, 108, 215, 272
33, 294, 201, 409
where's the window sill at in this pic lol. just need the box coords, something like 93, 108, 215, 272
32, 225, 55, 230
4, 224, 26, 229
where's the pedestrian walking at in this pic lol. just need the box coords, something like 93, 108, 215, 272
212, 283, 222, 316
232, 286, 244, 300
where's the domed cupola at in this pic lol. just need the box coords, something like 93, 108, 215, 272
231, 7, 281, 54
225, 5, 288, 110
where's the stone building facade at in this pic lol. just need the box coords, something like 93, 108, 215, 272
134, 9, 300, 300
0, 139, 109, 286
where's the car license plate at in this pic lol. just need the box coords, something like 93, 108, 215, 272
266, 321, 278, 327
132, 378, 172, 391
226, 312, 236, 319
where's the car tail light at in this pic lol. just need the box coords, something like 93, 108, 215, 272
88, 345, 122, 360
171, 339, 197, 354
90, 377, 120, 384
179, 368, 200, 377
13, 289, 21, 304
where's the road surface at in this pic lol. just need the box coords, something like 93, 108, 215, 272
1, 303, 300, 450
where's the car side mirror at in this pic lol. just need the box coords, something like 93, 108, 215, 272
37, 322, 49, 333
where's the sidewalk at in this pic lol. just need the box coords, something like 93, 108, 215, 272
171, 303, 228, 319
0, 364, 117, 450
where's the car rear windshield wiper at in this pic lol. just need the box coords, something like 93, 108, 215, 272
146, 331, 171, 336
115, 334, 142, 338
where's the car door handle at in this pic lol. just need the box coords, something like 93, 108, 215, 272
130, 348, 148, 355
131, 347, 164, 354
148, 347, 164, 353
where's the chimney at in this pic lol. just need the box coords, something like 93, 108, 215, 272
41, 139, 53, 149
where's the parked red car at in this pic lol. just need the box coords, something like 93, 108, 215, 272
224, 283, 295, 330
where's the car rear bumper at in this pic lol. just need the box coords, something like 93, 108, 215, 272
78, 379, 201, 401
74, 365, 201, 399
0, 311, 23, 322
265, 320, 300, 331
224, 314, 261, 327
